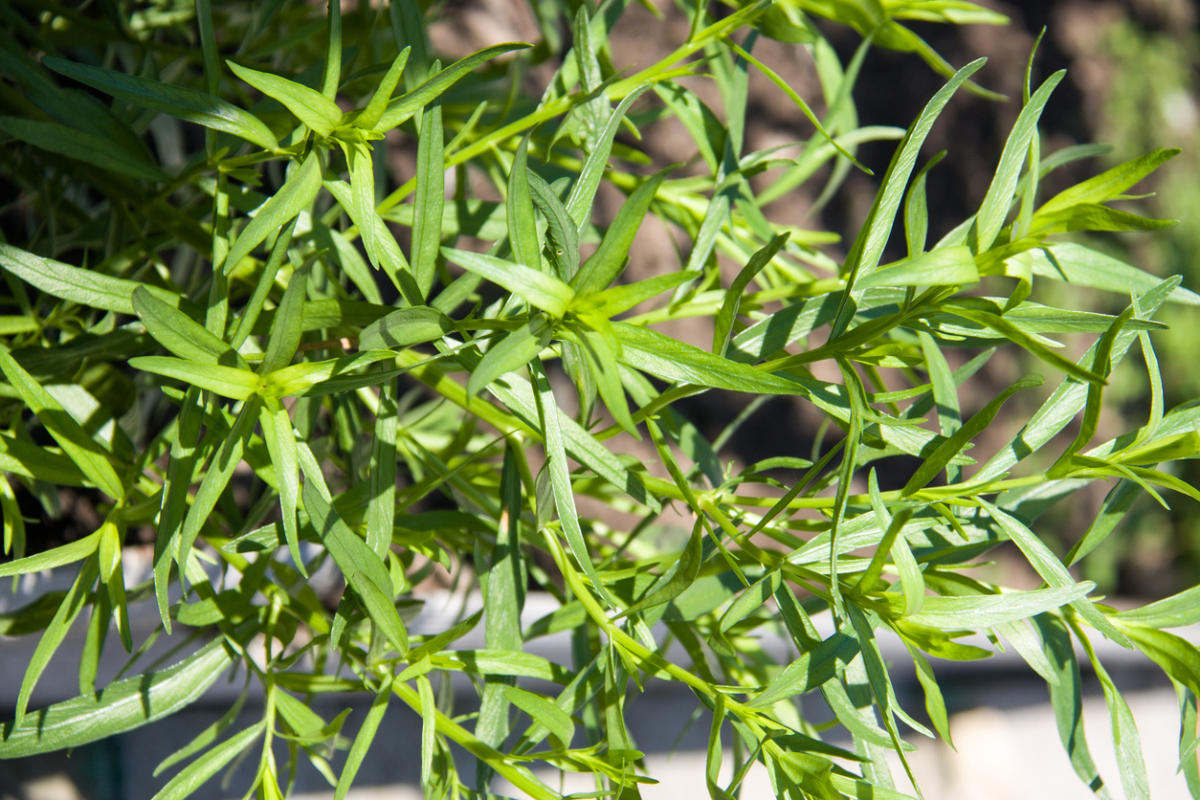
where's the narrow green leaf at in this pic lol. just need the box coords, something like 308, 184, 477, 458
982, 500, 1127, 646
129, 356, 259, 400
1033, 615, 1112, 798
613, 322, 799, 395
902, 374, 1040, 495
43, 57, 276, 150
907, 585, 1093, 630
259, 263, 309, 374
507, 135, 540, 270
443, 248, 574, 316
0, 244, 181, 314
335, 678, 391, 800
176, 398, 261, 580
855, 245, 978, 290
14, 559, 97, 727
358, 48, 412, 129
468, 316, 551, 398
1039, 148, 1180, 215
569, 168, 670, 296
526, 170, 580, 280
0, 347, 124, 500
1117, 585, 1200, 629
713, 234, 787, 355
1028, 244, 1200, 305
564, 87, 650, 231
412, 103, 444, 299
222, 151, 322, 274
529, 359, 616, 608
972, 70, 1064, 252
133, 287, 237, 365
840, 58, 986, 306
747, 632, 860, 708
359, 306, 452, 349
0, 633, 242, 757
259, 399, 304, 575
374, 43, 529, 133
502, 685, 574, 747
300, 457, 407, 656
367, 381, 398, 559
227, 61, 342, 136
151, 723, 264, 800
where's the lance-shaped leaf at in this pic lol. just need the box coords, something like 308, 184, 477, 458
468, 316, 552, 397
443, 248, 574, 316
222, 151, 322, 275
358, 48, 412, 130
972, 70, 1064, 252
613, 322, 799, 395
569, 167, 670, 297
151, 722, 265, 800
259, 264, 309, 374
0, 634, 242, 757
359, 306, 452, 350
564, 87, 649, 232
856, 245, 978, 290
227, 61, 342, 136
130, 357, 259, 400
412, 103, 444, 299
260, 399, 304, 575
300, 458, 408, 656
374, 43, 529, 132
0, 245, 181, 314
43, 57, 276, 150
133, 287, 239, 365
0, 347, 124, 500
902, 374, 1040, 495
1039, 148, 1180, 216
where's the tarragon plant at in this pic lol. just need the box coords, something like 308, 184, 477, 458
1, 1, 1198, 799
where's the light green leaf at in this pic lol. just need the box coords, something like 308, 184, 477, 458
1039, 148, 1179, 215
507, 135, 540, 270
359, 306, 452, 349
358, 48, 412, 129
856, 245, 978, 290
972, 70, 1064, 252
570, 167, 671, 296
151, 723, 265, 800
0, 634, 242, 756
468, 316, 551, 397
613, 322, 799, 395
227, 61, 342, 136
412, 103, 444, 299
335, 678, 391, 800
0, 347, 124, 500
374, 43, 529, 132
133, 287, 237, 365
502, 685, 574, 747
1117, 585, 1200, 629
443, 248, 574, 316
907, 585, 1093, 630
1027, 244, 1200, 305
222, 151, 323, 274
129, 356, 259, 400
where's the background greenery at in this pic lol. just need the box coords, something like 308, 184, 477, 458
0, 1, 1198, 799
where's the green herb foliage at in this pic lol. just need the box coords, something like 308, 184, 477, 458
0, 2, 1197, 799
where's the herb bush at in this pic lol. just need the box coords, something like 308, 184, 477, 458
1, 1, 1198, 798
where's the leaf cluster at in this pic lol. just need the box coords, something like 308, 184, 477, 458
0, 2, 1198, 799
